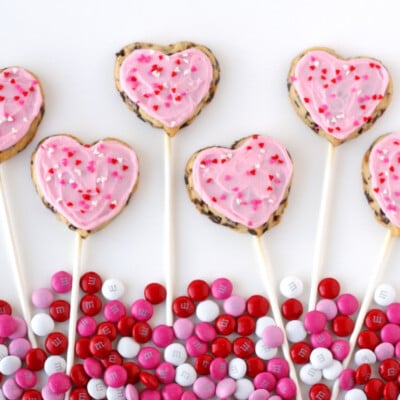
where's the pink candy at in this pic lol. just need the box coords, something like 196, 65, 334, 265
262, 325, 284, 348
0, 315, 17, 337
50, 271, 72, 293
138, 346, 161, 369
103, 299, 126, 322
336, 293, 359, 315
210, 357, 228, 381
304, 310, 327, 334
223, 295, 246, 316
211, 278, 233, 300
14, 368, 37, 389
47, 372, 71, 394
152, 324, 175, 348
131, 299, 154, 321
31, 287, 55, 309
104, 364, 128, 387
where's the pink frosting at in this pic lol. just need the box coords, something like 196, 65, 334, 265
290, 50, 390, 141
0, 67, 43, 152
33, 135, 139, 232
369, 132, 400, 228
191, 135, 293, 228
119, 48, 213, 128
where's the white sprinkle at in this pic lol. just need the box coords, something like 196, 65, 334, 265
94, 148, 100, 155
117, 157, 123, 163
45, 176, 51, 182
23, 117, 28, 122
255, 163, 260, 169
69, 179, 75, 184
182, 52, 188, 57
12, 67, 18, 73
11, 127, 18, 133
314, 61, 320, 67
170, 121, 176, 127
174, 66, 181, 73
74, 169, 82, 176
7, 116, 15, 122
56, 198, 62, 203
152, 71, 160, 78
336, 113, 344, 119
92, 201, 98, 206
183, 69, 190, 76
268, 199, 274, 203
111, 200, 117, 205
98, 152, 104, 158
149, 49, 155, 54
183, 58, 189, 64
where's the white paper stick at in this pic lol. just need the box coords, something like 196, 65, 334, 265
331, 230, 393, 399
255, 236, 304, 400
164, 134, 175, 326
309, 142, 336, 311
0, 165, 37, 347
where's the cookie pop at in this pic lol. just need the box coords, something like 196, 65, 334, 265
31, 134, 139, 380
185, 134, 303, 398
114, 41, 220, 325
288, 47, 392, 311
0, 66, 44, 347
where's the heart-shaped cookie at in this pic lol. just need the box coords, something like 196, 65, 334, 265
288, 48, 392, 146
115, 42, 220, 137
185, 135, 293, 236
363, 132, 400, 235
0, 67, 44, 162
31, 135, 139, 238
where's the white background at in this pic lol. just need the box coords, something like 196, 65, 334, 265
1, 0, 400, 395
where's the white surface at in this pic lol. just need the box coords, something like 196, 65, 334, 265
1, 0, 400, 394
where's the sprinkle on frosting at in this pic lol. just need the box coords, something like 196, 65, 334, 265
32, 135, 139, 233
192, 135, 293, 228
0, 67, 43, 151
119, 48, 213, 128
291, 50, 390, 141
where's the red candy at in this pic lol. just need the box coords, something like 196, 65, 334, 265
281, 298, 303, 320
364, 378, 384, 400
211, 337, 232, 358
49, 299, 70, 322
96, 321, 118, 341
89, 335, 112, 358
45, 332, 68, 355
236, 315, 256, 336
132, 321, 153, 343
233, 337, 255, 358
0, 300, 12, 315
70, 364, 89, 387
365, 309, 387, 331
309, 383, 331, 400
194, 354, 213, 375
246, 295, 269, 317
331, 315, 354, 336
124, 361, 141, 384
215, 314, 236, 335
144, 283, 167, 305
357, 330, 380, 350
140, 371, 159, 389
80, 271, 102, 294
25, 348, 47, 371
21, 390, 43, 400
290, 342, 312, 364
355, 363, 372, 385
187, 280, 210, 301
318, 277, 340, 299
379, 359, 400, 381
75, 338, 91, 359
117, 316, 136, 336
172, 296, 195, 318
69, 388, 91, 400
246, 356, 265, 378
80, 294, 102, 316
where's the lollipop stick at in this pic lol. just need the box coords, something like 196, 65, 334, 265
309, 142, 336, 311
0, 165, 37, 347
65, 232, 83, 378
331, 230, 393, 399
164, 134, 175, 326
255, 236, 304, 400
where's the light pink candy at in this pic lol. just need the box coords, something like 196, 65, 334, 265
152, 325, 174, 347
51, 271, 72, 293
275, 377, 296, 399
386, 302, 400, 324
161, 383, 183, 400
47, 372, 71, 394
316, 299, 338, 320
381, 323, 400, 344
77, 316, 97, 337
223, 295, 246, 316
31, 287, 54, 308
131, 299, 153, 321
138, 347, 161, 369
304, 310, 327, 334
193, 376, 216, 399
41, 384, 64, 400
185, 335, 207, 357
210, 357, 228, 381
330, 339, 350, 361
195, 322, 216, 342
310, 330, 332, 349
336, 293, 359, 315
8, 316, 27, 339
104, 365, 128, 387
0, 314, 17, 337
83, 357, 103, 378
125, 384, 139, 400
103, 300, 126, 322
267, 358, 289, 379
15, 368, 37, 389
155, 362, 175, 384
249, 389, 271, 400
2, 378, 23, 399
338, 368, 355, 390
216, 378, 236, 398
173, 318, 194, 339
254, 372, 277, 391
211, 278, 233, 300
375, 342, 394, 361
262, 326, 284, 348
8, 338, 31, 359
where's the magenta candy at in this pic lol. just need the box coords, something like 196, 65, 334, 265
211, 278, 233, 300
210, 357, 228, 381
381, 323, 400, 344
330, 339, 350, 361
304, 310, 327, 334
130, 299, 153, 321
338, 368, 355, 390
2, 378, 23, 400
254, 372, 277, 390
180, 391, 197, 400
386, 302, 400, 324
138, 346, 161, 369
140, 389, 161, 400
125, 383, 139, 400
249, 389, 271, 400
152, 325, 174, 348
195, 322, 216, 342
104, 364, 128, 387
51, 271, 72, 293
223, 295, 246, 316
336, 293, 359, 315
15, 368, 37, 389
103, 300, 126, 322
262, 326, 284, 348
0, 314, 17, 337
395, 342, 400, 359
375, 342, 394, 361
193, 376, 216, 399
173, 318, 194, 340
267, 358, 289, 379
155, 361, 175, 384
275, 377, 296, 399
216, 377, 236, 398
83, 357, 103, 378
310, 330, 332, 349
41, 383, 65, 400
161, 383, 184, 400
8, 338, 31, 359
186, 335, 207, 357
77, 316, 97, 337
47, 372, 71, 394
8, 316, 27, 339
316, 299, 338, 320
31, 287, 54, 309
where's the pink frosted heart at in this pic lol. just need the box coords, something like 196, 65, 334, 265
290, 50, 390, 141
0, 67, 43, 151
191, 135, 293, 229
118, 47, 214, 129
32, 135, 139, 235
368, 132, 400, 227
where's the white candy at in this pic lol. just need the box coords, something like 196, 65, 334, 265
344, 388, 367, 400
229, 358, 247, 379
31, 313, 55, 336
0, 389, 5, 400
117, 337, 140, 359
87, 378, 107, 399
374, 283, 396, 306
175, 363, 197, 386
285, 320, 307, 342
280, 276, 304, 298
322, 359, 342, 380
299, 363, 322, 385
44, 355, 66, 375
255, 339, 278, 360
164, 343, 187, 366
0, 355, 22, 375
196, 299, 219, 322
234, 378, 254, 400
310, 348, 333, 369
101, 278, 125, 300
0, 344, 8, 361
106, 386, 125, 400
255, 316, 276, 338
354, 349, 376, 365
